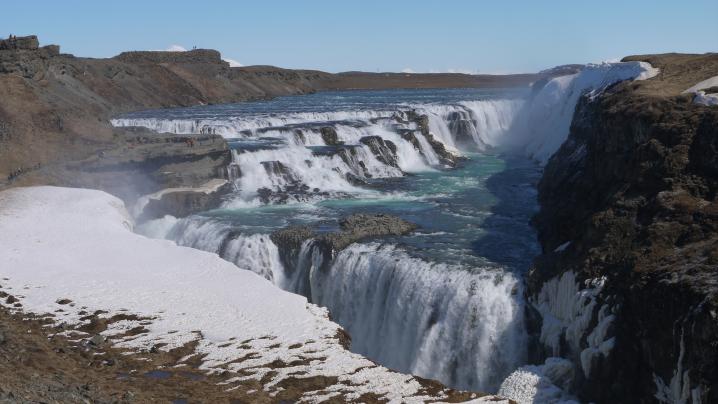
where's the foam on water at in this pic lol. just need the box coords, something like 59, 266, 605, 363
306, 242, 528, 392
120, 65, 658, 396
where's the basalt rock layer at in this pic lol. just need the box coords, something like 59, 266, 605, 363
0, 35, 542, 197
528, 53, 718, 403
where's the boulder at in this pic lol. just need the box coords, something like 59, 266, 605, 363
359, 136, 399, 168
139, 182, 231, 222
319, 127, 341, 145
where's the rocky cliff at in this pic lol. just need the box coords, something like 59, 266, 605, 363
528, 53, 718, 403
0, 37, 339, 200
0, 35, 546, 208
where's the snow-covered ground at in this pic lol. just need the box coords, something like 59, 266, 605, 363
683, 75, 718, 106
0, 186, 507, 403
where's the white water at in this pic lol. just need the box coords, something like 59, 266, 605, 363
326, 244, 526, 391
142, 216, 287, 283
140, 213, 527, 392
120, 62, 660, 398
414, 99, 524, 150
299, 242, 527, 392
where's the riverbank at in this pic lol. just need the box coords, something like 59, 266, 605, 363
0, 185, 507, 403
0, 35, 545, 197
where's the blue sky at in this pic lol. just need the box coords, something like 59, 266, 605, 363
2, 1, 716, 73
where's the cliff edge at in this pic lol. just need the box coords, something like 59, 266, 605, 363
529, 53, 718, 403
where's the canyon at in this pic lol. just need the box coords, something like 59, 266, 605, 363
1, 36, 717, 404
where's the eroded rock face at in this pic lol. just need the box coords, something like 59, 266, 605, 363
325, 213, 418, 251
271, 213, 418, 269
360, 136, 399, 168
320, 126, 341, 145
139, 182, 232, 222
60, 131, 232, 205
446, 110, 477, 148
403, 111, 460, 166
270, 226, 317, 271
528, 54, 718, 403
0, 35, 39, 50
114, 49, 225, 65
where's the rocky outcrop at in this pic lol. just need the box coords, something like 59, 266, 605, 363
138, 180, 232, 222
114, 49, 225, 65
0, 35, 39, 50
320, 126, 341, 145
53, 131, 232, 205
407, 112, 460, 166
360, 136, 399, 168
270, 226, 317, 272
527, 53, 718, 403
271, 213, 418, 268
324, 213, 418, 251
446, 110, 478, 148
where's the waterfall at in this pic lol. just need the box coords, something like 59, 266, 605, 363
141, 216, 286, 282
302, 242, 527, 392
141, 213, 528, 392
119, 67, 663, 400
120, 94, 537, 393
506, 61, 659, 163
413, 99, 524, 151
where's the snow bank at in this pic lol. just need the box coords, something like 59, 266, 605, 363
692, 91, 718, 106
498, 358, 579, 404
683, 75, 718, 107
683, 75, 718, 94
508, 61, 658, 163
0, 186, 506, 402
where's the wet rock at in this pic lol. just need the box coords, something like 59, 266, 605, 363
399, 130, 422, 150
139, 181, 232, 222
270, 226, 317, 272
446, 111, 478, 148
321, 214, 418, 251
405, 114, 459, 166
271, 214, 417, 269
359, 136, 399, 168
261, 161, 297, 183
345, 172, 369, 186
320, 127, 341, 145
337, 147, 371, 178
294, 129, 306, 144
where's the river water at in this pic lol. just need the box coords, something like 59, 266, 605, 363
114, 87, 541, 392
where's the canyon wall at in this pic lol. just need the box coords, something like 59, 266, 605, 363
528, 53, 718, 403
0, 35, 542, 198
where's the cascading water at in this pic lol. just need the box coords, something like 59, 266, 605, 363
120, 87, 540, 394
119, 63, 660, 400
309, 243, 527, 391
141, 216, 286, 283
